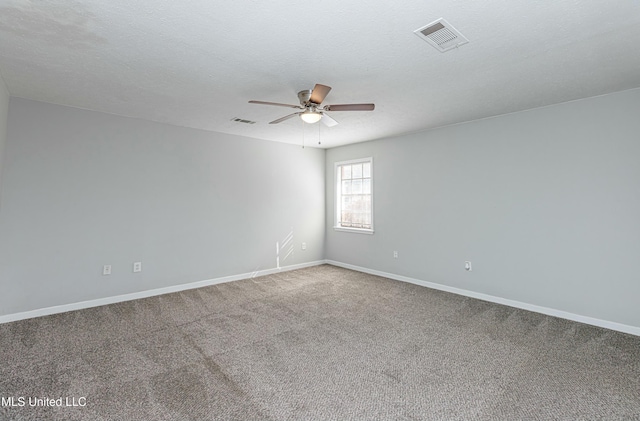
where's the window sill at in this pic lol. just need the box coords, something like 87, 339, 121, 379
333, 227, 374, 235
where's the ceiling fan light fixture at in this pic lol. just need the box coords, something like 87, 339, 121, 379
300, 110, 322, 124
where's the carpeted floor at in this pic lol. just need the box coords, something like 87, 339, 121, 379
1, 264, 639, 420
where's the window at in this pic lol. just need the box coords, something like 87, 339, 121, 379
335, 158, 373, 233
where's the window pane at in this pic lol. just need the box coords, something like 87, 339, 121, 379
363, 162, 371, 178
354, 195, 363, 211
362, 179, 371, 194
352, 179, 362, 194
342, 180, 351, 194
352, 164, 362, 179
363, 197, 371, 212
342, 165, 351, 179
353, 211, 362, 226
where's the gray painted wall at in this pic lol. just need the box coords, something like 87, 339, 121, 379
0, 98, 325, 316
0, 75, 9, 208
326, 88, 640, 328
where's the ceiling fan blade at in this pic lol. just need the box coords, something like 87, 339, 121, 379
325, 103, 375, 111
249, 100, 302, 109
269, 112, 301, 124
321, 113, 339, 127
309, 84, 332, 104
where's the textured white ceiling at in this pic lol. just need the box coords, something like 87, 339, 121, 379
1, 0, 639, 148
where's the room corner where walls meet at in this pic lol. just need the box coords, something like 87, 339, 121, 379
0, 72, 10, 209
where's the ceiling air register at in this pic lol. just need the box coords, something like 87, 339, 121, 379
414, 18, 469, 52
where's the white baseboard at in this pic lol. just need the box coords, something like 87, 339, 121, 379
4, 259, 639, 337
0, 260, 326, 324
326, 260, 640, 337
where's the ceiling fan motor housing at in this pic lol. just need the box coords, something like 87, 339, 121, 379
298, 90, 313, 106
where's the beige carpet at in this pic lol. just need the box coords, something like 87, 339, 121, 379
1, 264, 639, 420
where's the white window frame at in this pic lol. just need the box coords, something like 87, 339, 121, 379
334, 157, 374, 234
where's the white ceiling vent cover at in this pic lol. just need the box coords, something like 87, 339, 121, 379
231, 117, 256, 124
414, 18, 469, 52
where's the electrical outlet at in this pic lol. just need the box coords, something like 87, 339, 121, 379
465, 261, 472, 271
102, 265, 112, 276
301, 242, 307, 250
393, 251, 398, 258
133, 262, 142, 273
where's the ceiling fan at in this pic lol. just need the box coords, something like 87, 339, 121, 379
249, 84, 374, 127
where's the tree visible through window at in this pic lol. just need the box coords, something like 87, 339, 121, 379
335, 158, 373, 232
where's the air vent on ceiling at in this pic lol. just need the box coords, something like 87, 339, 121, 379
231, 117, 256, 124
414, 18, 468, 52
